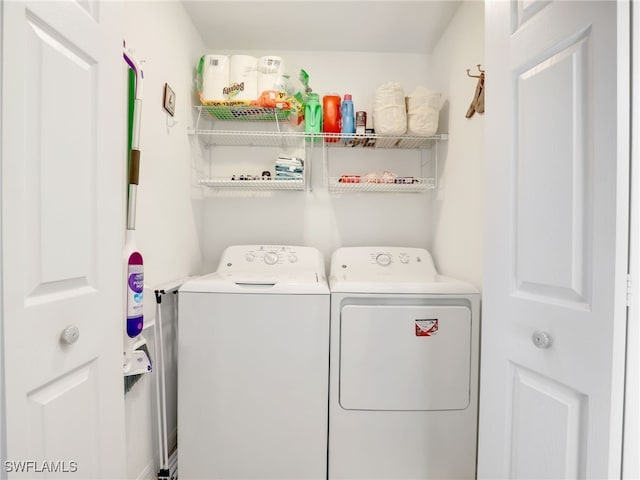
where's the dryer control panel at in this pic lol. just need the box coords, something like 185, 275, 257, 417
330, 247, 438, 283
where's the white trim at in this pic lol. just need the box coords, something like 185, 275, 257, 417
133, 429, 177, 480
623, 1, 639, 477
0, 0, 6, 477
135, 459, 158, 480
612, 1, 633, 475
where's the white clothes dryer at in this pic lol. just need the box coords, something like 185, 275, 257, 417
178, 245, 330, 480
328, 247, 480, 480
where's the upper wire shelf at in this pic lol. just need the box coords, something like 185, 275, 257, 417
190, 106, 447, 149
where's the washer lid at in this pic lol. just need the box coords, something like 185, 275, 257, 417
179, 271, 329, 294
329, 246, 478, 294
180, 245, 329, 294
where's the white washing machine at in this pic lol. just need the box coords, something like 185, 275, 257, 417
328, 247, 480, 480
178, 245, 330, 480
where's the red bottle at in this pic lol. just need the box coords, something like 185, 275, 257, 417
323, 94, 341, 143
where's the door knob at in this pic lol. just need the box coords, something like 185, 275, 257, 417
60, 325, 80, 344
532, 331, 552, 349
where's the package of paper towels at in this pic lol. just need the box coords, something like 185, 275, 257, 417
257, 56, 286, 94
227, 55, 258, 100
198, 54, 230, 101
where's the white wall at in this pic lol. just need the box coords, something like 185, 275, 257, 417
122, 2, 204, 479
430, 1, 484, 289
197, 50, 436, 273
123, 2, 203, 285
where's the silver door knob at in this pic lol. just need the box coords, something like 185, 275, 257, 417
60, 325, 80, 344
532, 331, 552, 349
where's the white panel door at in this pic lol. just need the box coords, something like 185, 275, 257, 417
479, 1, 629, 479
1, 1, 125, 478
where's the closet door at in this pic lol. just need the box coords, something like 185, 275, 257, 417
479, 1, 629, 478
1, 1, 126, 477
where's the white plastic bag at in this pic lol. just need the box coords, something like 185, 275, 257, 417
406, 87, 442, 136
373, 82, 407, 135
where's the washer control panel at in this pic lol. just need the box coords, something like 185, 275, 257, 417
331, 247, 438, 282
218, 245, 323, 275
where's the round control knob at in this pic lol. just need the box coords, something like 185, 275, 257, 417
532, 331, 553, 349
288, 254, 298, 263
376, 253, 392, 266
245, 253, 255, 262
264, 252, 279, 265
60, 325, 80, 345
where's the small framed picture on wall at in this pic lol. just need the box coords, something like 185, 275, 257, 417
163, 83, 175, 116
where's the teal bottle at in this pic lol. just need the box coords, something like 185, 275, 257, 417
304, 93, 322, 142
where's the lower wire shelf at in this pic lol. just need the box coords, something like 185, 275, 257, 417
198, 177, 305, 191
328, 177, 435, 193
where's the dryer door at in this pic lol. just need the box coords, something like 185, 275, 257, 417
339, 304, 472, 411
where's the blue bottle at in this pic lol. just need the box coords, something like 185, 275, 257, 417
341, 94, 355, 142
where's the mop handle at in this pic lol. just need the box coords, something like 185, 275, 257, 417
123, 48, 143, 230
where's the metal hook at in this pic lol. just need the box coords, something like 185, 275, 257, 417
466, 65, 485, 118
466, 64, 485, 78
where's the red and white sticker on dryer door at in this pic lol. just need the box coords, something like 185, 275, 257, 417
415, 319, 438, 337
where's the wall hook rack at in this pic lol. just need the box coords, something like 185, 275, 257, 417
466, 64, 485, 118
466, 64, 485, 78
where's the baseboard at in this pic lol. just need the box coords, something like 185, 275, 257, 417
133, 428, 177, 480
135, 459, 158, 480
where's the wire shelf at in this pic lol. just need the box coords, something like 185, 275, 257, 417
198, 178, 305, 191
191, 130, 446, 149
194, 130, 305, 148
191, 106, 446, 194
192, 106, 446, 149
328, 177, 436, 193
326, 133, 444, 148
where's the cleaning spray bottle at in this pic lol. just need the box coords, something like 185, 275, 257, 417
126, 251, 144, 337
